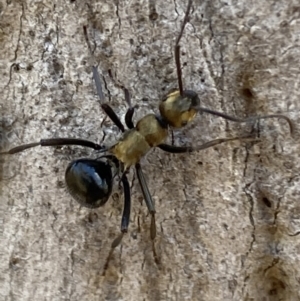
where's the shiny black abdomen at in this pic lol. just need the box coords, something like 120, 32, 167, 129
65, 158, 113, 208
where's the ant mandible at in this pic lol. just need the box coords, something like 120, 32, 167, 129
1, 0, 293, 272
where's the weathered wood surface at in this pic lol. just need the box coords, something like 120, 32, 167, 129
1, 1, 299, 300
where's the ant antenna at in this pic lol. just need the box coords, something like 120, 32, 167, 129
175, 0, 193, 96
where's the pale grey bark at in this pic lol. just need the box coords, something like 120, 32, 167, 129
1, 0, 300, 301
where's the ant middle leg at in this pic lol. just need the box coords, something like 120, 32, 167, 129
1, 138, 105, 155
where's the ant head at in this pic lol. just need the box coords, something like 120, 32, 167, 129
159, 89, 200, 128
159, 0, 198, 128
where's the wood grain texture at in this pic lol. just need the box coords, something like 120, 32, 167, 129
1, 0, 299, 300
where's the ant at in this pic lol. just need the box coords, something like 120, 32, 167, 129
1, 0, 293, 272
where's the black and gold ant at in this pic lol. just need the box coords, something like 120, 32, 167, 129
1, 0, 293, 272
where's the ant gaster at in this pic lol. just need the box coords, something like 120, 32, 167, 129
1, 0, 293, 272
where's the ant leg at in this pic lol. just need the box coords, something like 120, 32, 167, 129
84, 27, 136, 131
196, 107, 294, 136
124, 89, 135, 129
171, 130, 175, 145
92, 55, 135, 131
1, 138, 105, 155
158, 136, 256, 154
135, 163, 159, 265
103, 173, 131, 275
83, 26, 126, 132
175, 0, 193, 96
92, 65, 126, 132
107, 69, 135, 130
125, 106, 135, 130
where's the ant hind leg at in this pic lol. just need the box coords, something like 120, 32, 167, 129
102, 173, 131, 275
135, 163, 160, 266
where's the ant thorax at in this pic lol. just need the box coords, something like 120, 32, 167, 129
110, 114, 168, 169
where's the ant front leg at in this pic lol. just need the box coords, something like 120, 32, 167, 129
108, 69, 136, 130
83, 26, 126, 133
92, 65, 126, 132
84, 26, 138, 132
93, 63, 136, 131
103, 172, 131, 275
195, 107, 294, 136
124, 89, 136, 130
158, 136, 257, 153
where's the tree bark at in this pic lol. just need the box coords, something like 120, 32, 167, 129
1, 0, 299, 300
